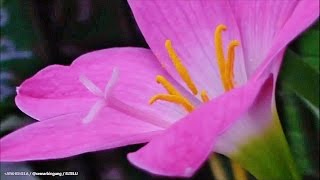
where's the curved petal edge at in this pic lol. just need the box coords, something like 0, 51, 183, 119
127, 74, 274, 177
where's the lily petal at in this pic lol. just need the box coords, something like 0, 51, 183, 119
128, 0, 247, 97
229, 0, 300, 76
127, 74, 273, 177
248, 0, 319, 79
0, 107, 163, 162
215, 69, 275, 155
215, 51, 299, 179
16, 48, 188, 124
230, 0, 319, 77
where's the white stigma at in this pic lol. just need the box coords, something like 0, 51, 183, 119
80, 67, 119, 124
79, 75, 104, 97
82, 99, 105, 124
104, 68, 119, 98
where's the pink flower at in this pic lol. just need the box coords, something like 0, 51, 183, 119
1, 0, 318, 178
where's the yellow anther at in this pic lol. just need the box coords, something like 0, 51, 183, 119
165, 40, 198, 95
225, 40, 240, 91
156, 75, 181, 96
201, 90, 209, 103
214, 24, 229, 91
214, 24, 227, 71
149, 94, 194, 112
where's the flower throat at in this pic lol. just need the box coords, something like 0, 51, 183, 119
149, 24, 240, 111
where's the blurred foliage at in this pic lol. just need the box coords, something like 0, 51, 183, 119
0, 0, 44, 118
277, 22, 319, 180
279, 49, 319, 110
0, 0, 319, 180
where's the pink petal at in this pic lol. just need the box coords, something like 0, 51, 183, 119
127, 75, 273, 177
215, 53, 284, 156
230, 0, 319, 77
128, 0, 247, 97
0, 107, 162, 162
229, 0, 300, 76
16, 48, 189, 124
215, 67, 275, 155
253, 0, 319, 79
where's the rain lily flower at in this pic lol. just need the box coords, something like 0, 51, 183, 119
1, 0, 319, 179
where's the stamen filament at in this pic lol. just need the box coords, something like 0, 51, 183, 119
165, 40, 198, 95
231, 161, 248, 180
201, 90, 209, 103
149, 94, 194, 112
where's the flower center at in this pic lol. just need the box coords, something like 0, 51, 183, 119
79, 68, 119, 123
149, 24, 240, 111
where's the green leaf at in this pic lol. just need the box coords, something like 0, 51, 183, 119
279, 49, 319, 108
277, 24, 320, 178
291, 22, 319, 72
293, 25, 319, 57
303, 56, 319, 72
231, 112, 301, 180
277, 91, 317, 176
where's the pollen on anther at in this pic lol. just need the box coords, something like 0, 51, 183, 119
165, 39, 198, 95
156, 75, 181, 96
149, 94, 194, 112
201, 90, 209, 103
225, 40, 240, 90
214, 24, 240, 92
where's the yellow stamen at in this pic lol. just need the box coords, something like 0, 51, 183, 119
201, 90, 209, 103
231, 161, 248, 180
150, 24, 246, 180
209, 154, 228, 180
214, 24, 239, 92
165, 40, 198, 95
225, 40, 239, 91
214, 24, 229, 91
156, 75, 181, 96
149, 94, 194, 112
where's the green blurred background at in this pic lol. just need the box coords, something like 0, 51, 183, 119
0, 1, 319, 179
